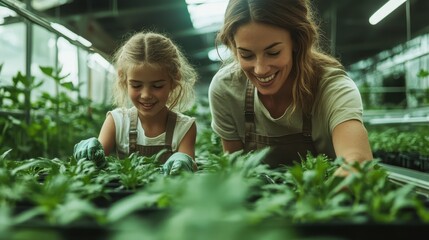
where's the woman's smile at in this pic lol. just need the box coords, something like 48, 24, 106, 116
255, 72, 277, 83
234, 22, 294, 96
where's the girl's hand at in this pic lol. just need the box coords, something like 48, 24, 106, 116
163, 152, 195, 176
73, 137, 106, 168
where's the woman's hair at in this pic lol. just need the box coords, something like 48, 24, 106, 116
216, 0, 343, 114
112, 31, 197, 112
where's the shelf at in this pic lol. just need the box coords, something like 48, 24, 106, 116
364, 106, 429, 125
380, 163, 429, 197
367, 116, 429, 125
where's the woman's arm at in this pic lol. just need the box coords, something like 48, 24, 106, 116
221, 139, 244, 153
98, 114, 117, 156
332, 119, 373, 175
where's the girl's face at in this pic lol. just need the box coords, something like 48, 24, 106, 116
127, 64, 172, 119
234, 22, 294, 96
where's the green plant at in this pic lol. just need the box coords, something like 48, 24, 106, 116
1, 145, 429, 239
417, 69, 429, 78
0, 66, 109, 159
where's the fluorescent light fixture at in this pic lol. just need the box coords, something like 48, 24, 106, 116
0, 6, 17, 24
369, 0, 407, 25
77, 36, 92, 47
0, 6, 17, 18
51, 22, 78, 40
186, 0, 228, 29
51, 22, 92, 48
208, 45, 231, 61
32, 0, 69, 11
90, 53, 114, 72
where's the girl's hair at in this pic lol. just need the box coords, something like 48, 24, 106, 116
112, 31, 197, 112
216, 0, 343, 114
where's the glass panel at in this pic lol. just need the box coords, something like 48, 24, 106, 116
0, 6, 25, 86
31, 24, 57, 101
87, 53, 115, 104
58, 36, 78, 84
77, 47, 89, 98
57, 36, 79, 99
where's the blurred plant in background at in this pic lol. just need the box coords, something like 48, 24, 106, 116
0, 66, 111, 160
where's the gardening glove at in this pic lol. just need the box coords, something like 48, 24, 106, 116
73, 137, 105, 168
163, 152, 195, 176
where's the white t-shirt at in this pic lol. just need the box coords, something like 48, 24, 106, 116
108, 108, 195, 155
208, 62, 363, 159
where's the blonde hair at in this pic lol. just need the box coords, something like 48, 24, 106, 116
217, 0, 343, 114
112, 31, 197, 112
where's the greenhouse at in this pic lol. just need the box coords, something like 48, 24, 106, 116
1, 0, 429, 239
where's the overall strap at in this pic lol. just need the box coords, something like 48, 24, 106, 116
129, 108, 177, 154
302, 112, 313, 137
243, 80, 314, 151
244, 80, 256, 152
129, 107, 138, 153
165, 110, 177, 146
132, 110, 177, 163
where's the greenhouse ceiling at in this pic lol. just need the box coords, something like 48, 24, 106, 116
9, 0, 429, 81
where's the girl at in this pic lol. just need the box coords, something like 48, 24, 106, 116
74, 31, 198, 175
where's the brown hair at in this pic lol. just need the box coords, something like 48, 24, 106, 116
112, 31, 197, 112
216, 0, 343, 114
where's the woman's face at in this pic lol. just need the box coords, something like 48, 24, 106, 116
126, 64, 172, 119
234, 22, 294, 96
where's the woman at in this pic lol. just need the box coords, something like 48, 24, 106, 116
208, 0, 373, 172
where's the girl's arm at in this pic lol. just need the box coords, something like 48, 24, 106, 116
98, 114, 117, 156
177, 122, 197, 170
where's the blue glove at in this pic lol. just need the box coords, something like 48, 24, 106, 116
163, 152, 195, 176
73, 137, 105, 167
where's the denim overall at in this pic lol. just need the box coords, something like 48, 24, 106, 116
243, 81, 317, 168
118, 107, 177, 163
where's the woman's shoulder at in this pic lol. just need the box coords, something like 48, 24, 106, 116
319, 66, 356, 88
212, 62, 244, 84
321, 66, 348, 79
210, 61, 247, 95
317, 66, 359, 101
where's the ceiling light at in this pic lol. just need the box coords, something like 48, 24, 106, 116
0, 6, 17, 18
186, 0, 228, 29
50, 22, 92, 48
77, 36, 92, 48
51, 22, 78, 40
369, 0, 407, 25
208, 45, 231, 62
89, 53, 114, 73
0, 6, 17, 24
31, 0, 69, 11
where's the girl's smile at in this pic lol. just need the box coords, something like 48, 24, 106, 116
127, 64, 172, 119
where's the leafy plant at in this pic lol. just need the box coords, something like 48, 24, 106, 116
417, 69, 429, 78
1, 146, 429, 240
0, 66, 109, 159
